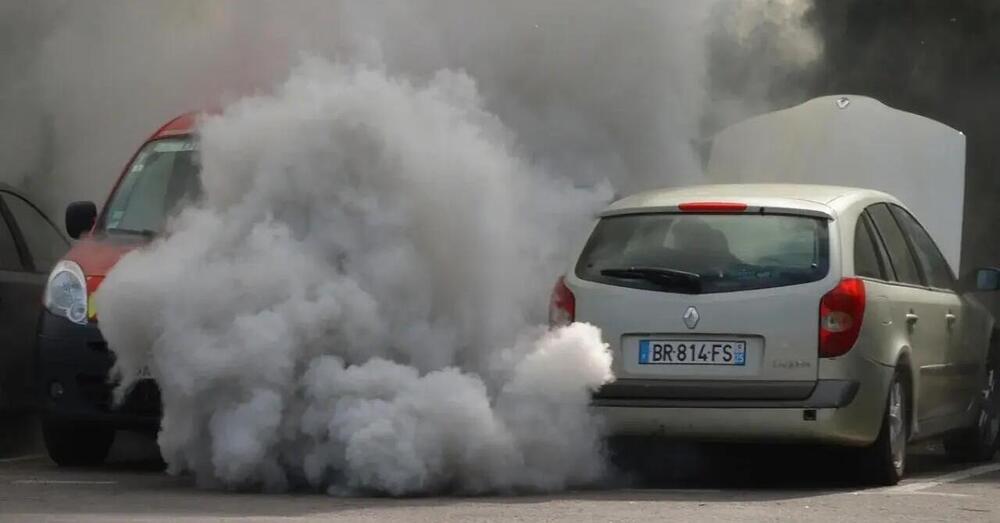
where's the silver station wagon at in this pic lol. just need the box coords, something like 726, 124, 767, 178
551, 183, 1000, 485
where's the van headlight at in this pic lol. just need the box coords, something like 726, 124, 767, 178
44, 260, 88, 325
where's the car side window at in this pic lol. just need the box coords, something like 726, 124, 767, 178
1, 192, 69, 273
889, 205, 955, 290
866, 203, 923, 286
0, 209, 22, 271
854, 213, 886, 280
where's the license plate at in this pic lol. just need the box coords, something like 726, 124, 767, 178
638, 340, 747, 366
137, 366, 154, 379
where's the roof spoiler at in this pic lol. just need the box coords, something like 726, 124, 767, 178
600, 205, 833, 219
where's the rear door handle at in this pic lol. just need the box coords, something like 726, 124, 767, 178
905, 312, 920, 324
945, 312, 957, 325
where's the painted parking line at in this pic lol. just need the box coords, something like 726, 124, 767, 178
649, 489, 724, 494
0, 454, 44, 464
901, 491, 973, 498
12, 479, 118, 486
884, 462, 1000, 494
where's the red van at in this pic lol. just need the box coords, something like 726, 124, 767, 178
36, 113, 200, 466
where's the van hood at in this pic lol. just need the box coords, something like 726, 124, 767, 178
63, 234, 148, 289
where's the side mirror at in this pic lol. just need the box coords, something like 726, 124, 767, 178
65, 201, 97, 239
975, 268, 1000, 292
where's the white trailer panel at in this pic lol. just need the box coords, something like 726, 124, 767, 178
707, 95, 965, 272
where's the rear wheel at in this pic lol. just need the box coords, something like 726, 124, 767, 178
944, 348, 1000, 462
862, 369, 909, 486
42, 422, 114, 467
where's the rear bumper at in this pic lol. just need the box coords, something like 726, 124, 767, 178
34, 310, 160, 431
594, 379, 859, 407
592, 363, 894, 446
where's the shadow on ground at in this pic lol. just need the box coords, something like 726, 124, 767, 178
104, 430, 166, 470
4, 412, 995, 513
605, 436, 982, 491
1, 413, 163, 469
3, 425, 997, 520
0, 413, 41, 459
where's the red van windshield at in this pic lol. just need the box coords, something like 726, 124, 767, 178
101, 138, 201, 236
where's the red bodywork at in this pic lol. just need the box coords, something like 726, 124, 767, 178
61, 112, 201, 296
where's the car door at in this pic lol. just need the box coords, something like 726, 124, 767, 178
865, 203, 954, 423
0, 204, 32, 412
889, 204, 975, 417
0, 191, 68, 412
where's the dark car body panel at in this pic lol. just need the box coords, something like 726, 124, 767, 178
0, 185, 67, 413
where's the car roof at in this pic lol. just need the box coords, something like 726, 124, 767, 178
0, 183, 65, 237
0, 182, 33, 202
149, 112, 200, 140
604, 183, 901, 218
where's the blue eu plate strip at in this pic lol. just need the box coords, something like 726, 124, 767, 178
638, 340, 650, 364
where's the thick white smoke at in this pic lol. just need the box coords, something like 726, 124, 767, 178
96, 60, 613, 494
7, 0, 823, 496
1, 1, 819, 216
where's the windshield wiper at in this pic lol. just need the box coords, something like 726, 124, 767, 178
106, 227, 158, 239
600, 266, 702, 294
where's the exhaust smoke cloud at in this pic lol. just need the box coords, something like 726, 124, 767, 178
97, 61, 614, 493
4, 0, 822, 494
1, 1, 820, 215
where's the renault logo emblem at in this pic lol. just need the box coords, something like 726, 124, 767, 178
683, 306, 700, 329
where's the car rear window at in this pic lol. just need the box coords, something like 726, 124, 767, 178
575, 213, 830, 294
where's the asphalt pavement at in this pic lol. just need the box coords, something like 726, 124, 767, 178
1, 416, 998, 522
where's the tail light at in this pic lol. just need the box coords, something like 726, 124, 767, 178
549, 276, 575, 327
819, 278, 866, 358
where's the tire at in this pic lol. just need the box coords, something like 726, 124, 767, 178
42, 422, 114, 467
862, 369, 910, 486
944, 346, 1000, 462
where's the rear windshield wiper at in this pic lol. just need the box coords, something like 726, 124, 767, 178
105, 227, 158, 239
600, 266, 702, 294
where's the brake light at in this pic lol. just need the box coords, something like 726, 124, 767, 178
549, 276, 575, 327
819, 278, 866, 358
678, 202, 748, 213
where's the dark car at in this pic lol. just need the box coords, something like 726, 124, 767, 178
0, 185, 69, 414
36, 112, 201, 466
